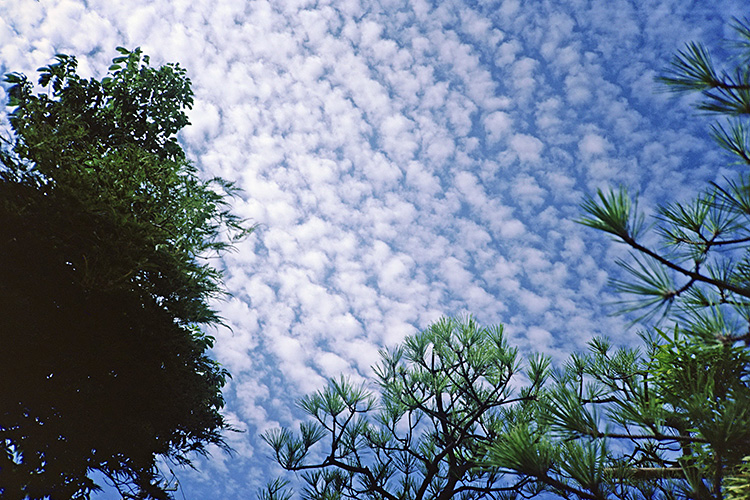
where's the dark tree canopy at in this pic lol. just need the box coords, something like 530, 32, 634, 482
0, 48, 251, 500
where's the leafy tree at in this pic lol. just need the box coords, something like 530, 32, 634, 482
0, 48, 251, 499
260, 316, 550, 500
487, 18, 750, 500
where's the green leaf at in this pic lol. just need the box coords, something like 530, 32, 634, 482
3, 72, 23, 84
658, 42, 719, 91
258, 478, 293, 500
0, 47, 251, 500
712, 121, 750, 163
578, 187, 644, 241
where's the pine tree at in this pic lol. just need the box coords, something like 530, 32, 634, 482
488, 18, 750, 500
260, 317, 550, 500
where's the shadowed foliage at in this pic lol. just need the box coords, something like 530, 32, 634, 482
0, 48, 251, 499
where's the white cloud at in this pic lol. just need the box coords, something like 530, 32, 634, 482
578, 133, 612, 159
512, 173, 546, 206
496, 38, 522, 65
185, 99, 222, 142
509, 133, 544, 163
518, 290, 551, 315
483, 110, 513, 144
510, 56, 538, 101
526, 326, 554, 350
498, 0, 521, 19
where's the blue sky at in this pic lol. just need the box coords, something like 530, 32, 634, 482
1, 0, 746, 498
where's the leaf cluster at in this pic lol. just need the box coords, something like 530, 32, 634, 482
725, 456, 750, 500
0, 48, 251, 499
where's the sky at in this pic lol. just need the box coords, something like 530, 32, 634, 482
0, 0, 746, 498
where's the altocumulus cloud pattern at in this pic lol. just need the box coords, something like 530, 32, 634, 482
0, 0, 745, 498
